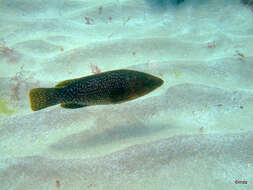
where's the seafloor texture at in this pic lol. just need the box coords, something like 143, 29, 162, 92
0, 0, 253, 189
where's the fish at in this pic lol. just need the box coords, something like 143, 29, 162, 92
29, 69, 164, 111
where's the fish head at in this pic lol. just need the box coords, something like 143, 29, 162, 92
128, 71, 164, 97
141, 74, 164, 92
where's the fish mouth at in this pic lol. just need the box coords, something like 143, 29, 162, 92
152, 76, 164, 88
156, 78, 164, 87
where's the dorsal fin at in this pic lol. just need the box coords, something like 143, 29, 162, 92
55, 79, 76, 88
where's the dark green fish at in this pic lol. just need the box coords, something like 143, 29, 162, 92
29, 69, 164, 111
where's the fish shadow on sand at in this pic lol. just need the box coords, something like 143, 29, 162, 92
50, 118, 172, 151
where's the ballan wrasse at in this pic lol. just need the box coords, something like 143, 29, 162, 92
29, 69, 164, 111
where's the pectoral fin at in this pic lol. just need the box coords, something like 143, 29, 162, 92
61, 103, 87, 109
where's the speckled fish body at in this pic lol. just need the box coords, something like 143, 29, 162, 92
29, 69, 164, 111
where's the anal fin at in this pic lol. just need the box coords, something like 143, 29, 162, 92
61, 103, 87, 109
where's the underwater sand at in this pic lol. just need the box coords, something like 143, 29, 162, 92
0, 0, 253, 189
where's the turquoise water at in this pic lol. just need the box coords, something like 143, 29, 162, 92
0, 0, 253, 189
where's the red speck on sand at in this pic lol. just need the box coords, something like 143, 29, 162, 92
90, 63, 101, 74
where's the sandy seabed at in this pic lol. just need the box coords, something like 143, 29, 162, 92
0, 0, 253, 189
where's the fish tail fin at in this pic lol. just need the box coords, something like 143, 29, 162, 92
29, 88, 62, 111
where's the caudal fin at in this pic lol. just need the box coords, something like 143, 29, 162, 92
29, 88, 62, 111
